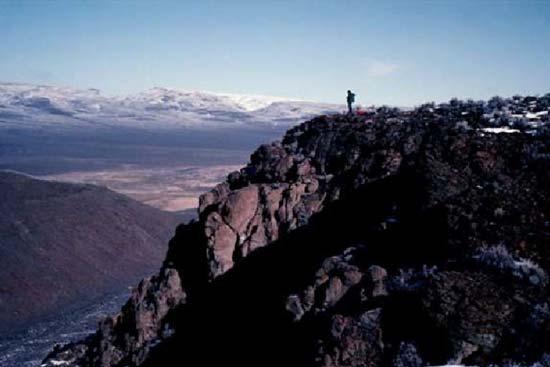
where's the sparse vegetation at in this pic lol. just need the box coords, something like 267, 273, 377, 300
474, 245, 548, 286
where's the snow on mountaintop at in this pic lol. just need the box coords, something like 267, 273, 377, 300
0, 82, 340, 129
135, 87, 294, 111
3, 82, 548, 132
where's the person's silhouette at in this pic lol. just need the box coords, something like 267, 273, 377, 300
346, 90, 355, 115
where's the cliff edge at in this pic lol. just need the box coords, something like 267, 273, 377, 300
44, 96, 550, 367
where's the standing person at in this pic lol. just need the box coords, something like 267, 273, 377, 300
347, 90, 356, 115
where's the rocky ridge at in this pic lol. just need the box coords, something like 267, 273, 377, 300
44, 96, 550, 367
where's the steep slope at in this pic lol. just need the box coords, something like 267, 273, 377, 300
44, 97, 550, 367
0, 171, 181, 333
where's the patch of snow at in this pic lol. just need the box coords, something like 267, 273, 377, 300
481, 127, 521, 134
526, 111, 548, 119
43, 360, 70, 366
132, 87, 294, 112
209, 91, 293, 111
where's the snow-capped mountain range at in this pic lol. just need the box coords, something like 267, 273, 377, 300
0, 82, 342, 129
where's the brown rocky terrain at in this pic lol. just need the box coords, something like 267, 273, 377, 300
44, 98, 550, 367
0, 171, 180, 333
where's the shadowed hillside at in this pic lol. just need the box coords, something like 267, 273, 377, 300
0, 171, 181, 333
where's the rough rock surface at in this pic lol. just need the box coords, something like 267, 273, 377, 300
44, 98, 550, 367
316, 308, 384, 367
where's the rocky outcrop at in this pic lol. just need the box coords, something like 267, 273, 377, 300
197, 113, 408, 280
94, 268, 185, 366
44, 97, 550, 367
316, 308, 384, 367
199, 153, 325, 278
44, 268, 185, 367
285, 247, 365, 321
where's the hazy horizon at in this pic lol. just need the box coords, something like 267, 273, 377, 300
1, 0, 549, 106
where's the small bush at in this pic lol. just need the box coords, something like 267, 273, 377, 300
388, 265, 438, 292
474, 245, 548, 286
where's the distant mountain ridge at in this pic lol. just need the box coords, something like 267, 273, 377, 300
0, 170, 181, 333
0, 82, 341, 129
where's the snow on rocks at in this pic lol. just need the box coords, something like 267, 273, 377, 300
481, 127, 521, 134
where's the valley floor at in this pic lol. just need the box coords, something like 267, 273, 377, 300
39, 164, 242, 213
0, 291, 129, 367
0, 125, 283, 212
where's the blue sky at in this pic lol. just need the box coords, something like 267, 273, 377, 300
1, 0, 549, 105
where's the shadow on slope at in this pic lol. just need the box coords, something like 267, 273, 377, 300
142, 169, 450, 367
